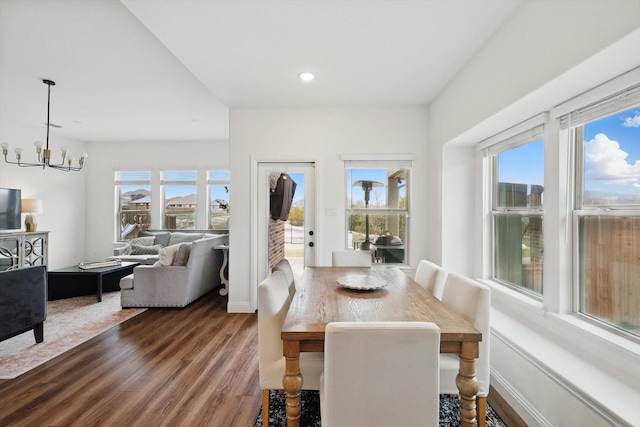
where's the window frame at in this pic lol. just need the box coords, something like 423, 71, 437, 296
566, 91, 640, 341
481, 115, 546, 298
114, 170, 152, 242
207, 169, 230, 231
343, 159, 411, 265
161, 170, 198, 230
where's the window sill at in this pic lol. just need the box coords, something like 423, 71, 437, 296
485, 279, 640, 425
480, 278, 640, 358
479, 278, 544, 316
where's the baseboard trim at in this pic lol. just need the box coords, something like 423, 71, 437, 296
487, 384, 528, 427
227, 301, 253, 313
490, 367, 552, 427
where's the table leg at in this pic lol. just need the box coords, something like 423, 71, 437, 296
219, 248, 229, 296
97, 275, 103, 302
456, 341, 480, 427
283, 341, 303, 427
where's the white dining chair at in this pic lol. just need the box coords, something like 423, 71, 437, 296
440, 273, 491, 427
257, 270, 323, 427
331, 250, 372, 267
272, 258, 296, 300
414, 259, 448, 300
320, 321, 440, 427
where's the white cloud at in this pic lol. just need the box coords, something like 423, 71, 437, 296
584, 133, 640, 182
622, 113, 640, 127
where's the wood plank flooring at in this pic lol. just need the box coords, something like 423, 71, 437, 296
0, 292, 261, 427
0, 289, 524, 427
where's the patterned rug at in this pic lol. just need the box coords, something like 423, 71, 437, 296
255, 390, 507, 427
0, 291, 145, 379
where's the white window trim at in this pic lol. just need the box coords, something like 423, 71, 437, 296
114, 170, 152, 242
481, 117, 545, 297
207, 169, 230, 231
343, 158, 412, 264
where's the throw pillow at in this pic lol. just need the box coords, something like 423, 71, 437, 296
167, 232, 204, 246
153, 243, 182, 266
124, 236, 156, 255
130, 243, 162, 255
138, 231, 171, 247
172, 243, 192, 266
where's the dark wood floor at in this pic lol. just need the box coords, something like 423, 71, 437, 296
0, 292, 261, 427
0, 290, 525, 427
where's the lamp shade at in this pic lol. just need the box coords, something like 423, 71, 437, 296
21, 199, 43, 214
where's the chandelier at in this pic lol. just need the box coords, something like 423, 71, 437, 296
1, 79, 87, 171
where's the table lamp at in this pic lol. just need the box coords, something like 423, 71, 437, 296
21, 199, 43, 232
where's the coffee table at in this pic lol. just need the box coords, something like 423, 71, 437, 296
47, 262, 139, 302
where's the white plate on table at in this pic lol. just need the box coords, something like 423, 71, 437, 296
336, 275, 388, 291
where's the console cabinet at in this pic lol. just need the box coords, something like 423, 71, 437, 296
0, 231, 49, 271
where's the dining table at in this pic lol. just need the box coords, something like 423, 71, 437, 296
281, 266, 482, 427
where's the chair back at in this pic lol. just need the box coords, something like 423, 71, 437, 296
440, 273, 491, 395
321, 321, 440, 427
273, 258, 296, 299
331, 250, 372, 267
414, 259, 447, 300
257, 271, 291, 385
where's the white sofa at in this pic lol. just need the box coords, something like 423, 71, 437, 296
119, 234, 228, 308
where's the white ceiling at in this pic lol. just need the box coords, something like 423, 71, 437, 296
0, 0, 523, 144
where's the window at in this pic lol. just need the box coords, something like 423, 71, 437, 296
115, 171, 151, 241
208, 170, 230, 230
482, 119, 544, 296
568, 84, 640, 338
161, 170, 197, 230
345, 161, 410, 264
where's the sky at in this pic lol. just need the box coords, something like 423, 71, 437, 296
583, 108, 640, 201
120, 170, 230, 201
499, 106, 640, 204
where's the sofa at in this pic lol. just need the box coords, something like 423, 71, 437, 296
111, 229, 228, 264
119, 233, 228, 308
0, 265, 47, 343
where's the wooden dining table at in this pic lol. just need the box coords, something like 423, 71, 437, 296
281, 266, 482, 427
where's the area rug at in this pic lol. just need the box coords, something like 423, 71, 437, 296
0, 291, 145, 379
254, 390, 506, 427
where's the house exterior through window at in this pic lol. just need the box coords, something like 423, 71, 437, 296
115, 170, 151, 241
161, 170, 197, 230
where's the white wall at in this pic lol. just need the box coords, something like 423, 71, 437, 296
428, 1, 640, 425
84, 140, 229, 261
228, 107, 429, 312
0, 119, 87, 269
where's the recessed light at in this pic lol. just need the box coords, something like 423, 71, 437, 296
298, 72, 315, 82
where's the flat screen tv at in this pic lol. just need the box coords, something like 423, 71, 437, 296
0, 188, 21, 230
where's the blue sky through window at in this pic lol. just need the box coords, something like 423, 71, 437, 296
498, 140, 544, 192
497, 106, 640, 205
583, 107, 640, 203
287, 172, 304, 204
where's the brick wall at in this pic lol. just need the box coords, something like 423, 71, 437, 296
269, 218, 285, 270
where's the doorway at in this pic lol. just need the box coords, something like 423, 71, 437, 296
257, 162, 316, 286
